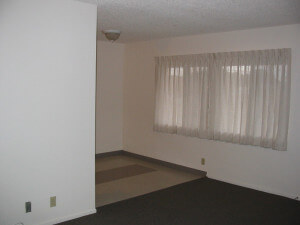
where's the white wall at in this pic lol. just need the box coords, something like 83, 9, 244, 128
96, 41, 124, 154
0, 1, 97, 225
123, 24, 300, 199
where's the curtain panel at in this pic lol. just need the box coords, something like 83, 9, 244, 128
154, 48, 291, 150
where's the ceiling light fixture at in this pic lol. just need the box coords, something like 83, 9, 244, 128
102, 29, 121, 42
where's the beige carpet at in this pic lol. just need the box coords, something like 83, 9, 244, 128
95, 155, 205, 207
96, 164, 155, 184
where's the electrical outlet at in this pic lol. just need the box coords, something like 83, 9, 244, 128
25, 202, 31, 213
201, 158, 205, 165
50, 196, 56, 207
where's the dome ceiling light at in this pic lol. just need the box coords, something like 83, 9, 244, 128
102, 29, 121, 42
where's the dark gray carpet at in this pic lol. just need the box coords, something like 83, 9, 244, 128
58, 178, 300, 225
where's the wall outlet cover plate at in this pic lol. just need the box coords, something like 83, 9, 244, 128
50, 196, 56, 207
25, 202, 31, 213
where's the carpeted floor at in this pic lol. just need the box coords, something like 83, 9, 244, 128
96, 164, 156, 184
94, 155, 203, 207
58, 178, 300, 225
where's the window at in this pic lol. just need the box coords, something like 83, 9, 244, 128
154, 49, 291, 150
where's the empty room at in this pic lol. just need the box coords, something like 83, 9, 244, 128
1, 0, 300, 225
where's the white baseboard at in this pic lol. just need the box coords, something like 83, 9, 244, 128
38, 208, 97, 225
207, 174, 299, 201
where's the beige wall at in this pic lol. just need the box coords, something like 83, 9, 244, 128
0, 1, 97, 225
96, 41, 124, 154
123, 24, 300, 199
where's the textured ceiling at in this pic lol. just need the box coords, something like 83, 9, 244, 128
94, 0, 300, 43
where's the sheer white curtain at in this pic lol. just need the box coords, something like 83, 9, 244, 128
154, 48, 291, 150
